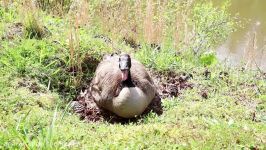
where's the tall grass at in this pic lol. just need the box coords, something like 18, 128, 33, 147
8, 0, 234, 56
1, 109, 59, 149
35, 0, 73, 16
0, 0, 235, 98
20, 0, 46, 39
89, 1, 233, 57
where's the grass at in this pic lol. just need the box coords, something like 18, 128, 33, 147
0, 0, 265, 149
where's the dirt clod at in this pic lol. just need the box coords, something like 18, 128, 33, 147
201, 91, 208, 99
204, 69, 211, 79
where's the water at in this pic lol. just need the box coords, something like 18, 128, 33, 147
214, 0, 266, 71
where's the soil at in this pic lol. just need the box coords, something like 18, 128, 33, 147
2, 22, 51, 40
71, 70, 193, 123
2, 22, 24, 40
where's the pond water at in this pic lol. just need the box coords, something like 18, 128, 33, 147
214, 0, 266, 71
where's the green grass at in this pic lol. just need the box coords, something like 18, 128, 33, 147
0, 1, 265, 149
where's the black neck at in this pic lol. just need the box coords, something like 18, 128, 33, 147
122, 70, 134, 87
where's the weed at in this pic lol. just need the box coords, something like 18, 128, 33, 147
35, 0, 73, 16
21, 1, 46, 39
189, 2, 234, 55
200, 51, 217, 66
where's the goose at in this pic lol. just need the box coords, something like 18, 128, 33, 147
90, 53, 156, 118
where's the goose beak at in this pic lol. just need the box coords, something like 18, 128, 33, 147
121, 70, 129, 81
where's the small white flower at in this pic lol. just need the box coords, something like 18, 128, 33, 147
228, 118, 234, 126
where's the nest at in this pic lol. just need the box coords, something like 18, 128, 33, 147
71, 71, 193, 123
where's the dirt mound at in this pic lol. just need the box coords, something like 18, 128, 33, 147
71, 90, 162, 123
151, 71, 193, 99
2, 22, 24, 40
2, 22, 51, 40
71, 70, 193, 123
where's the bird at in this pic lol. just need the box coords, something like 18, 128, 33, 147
90, 53, 156, 118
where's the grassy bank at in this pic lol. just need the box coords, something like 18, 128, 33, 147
0, 0, 265, 149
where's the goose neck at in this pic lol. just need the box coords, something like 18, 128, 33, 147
122, 70, 134, 87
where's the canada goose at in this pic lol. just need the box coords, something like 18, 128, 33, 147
90, 54, 156, 118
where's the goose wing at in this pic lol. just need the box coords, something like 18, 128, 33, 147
90, 55, 121, 106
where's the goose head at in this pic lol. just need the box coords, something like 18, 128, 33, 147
119, 54, 131, 82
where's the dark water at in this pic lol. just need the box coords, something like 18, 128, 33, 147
214, 0, 266, 71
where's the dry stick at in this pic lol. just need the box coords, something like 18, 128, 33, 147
244, 32, 253, 70
253, 45, 265, 75
254, 60, 264, 75
250, 31, 265, 74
